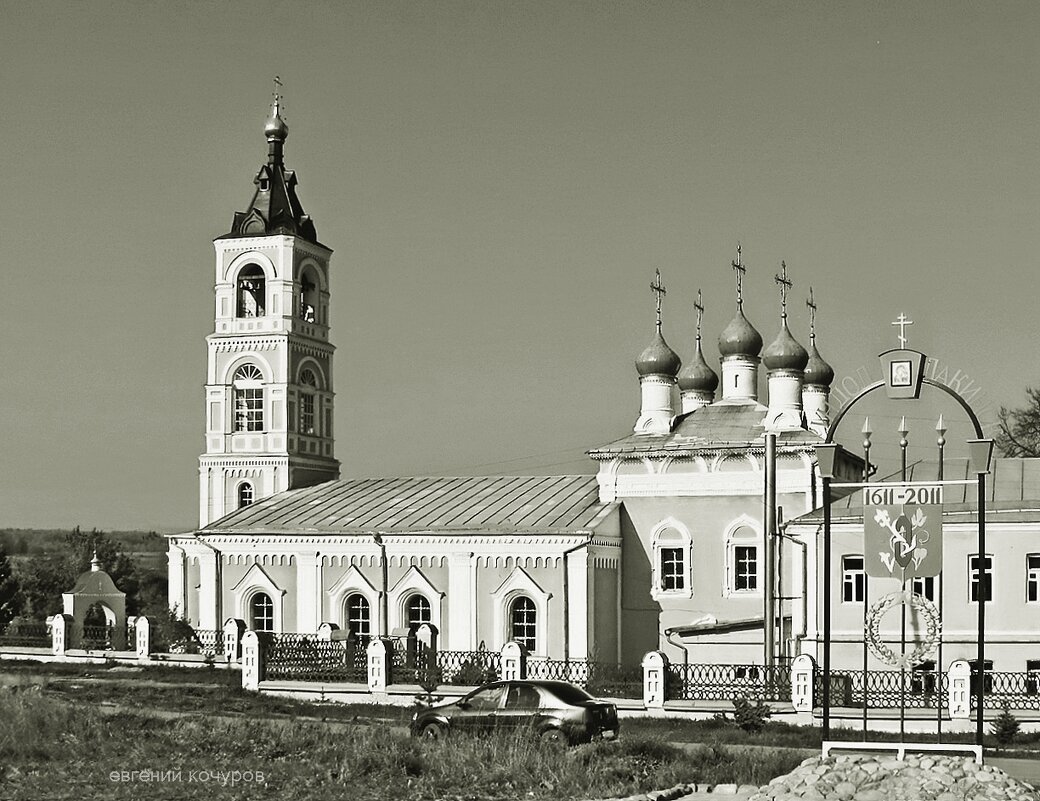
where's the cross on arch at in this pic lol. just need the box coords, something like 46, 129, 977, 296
891, 313, 914, 348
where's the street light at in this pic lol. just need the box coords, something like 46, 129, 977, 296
816, 442, 841, 740
967, 438, 994, 746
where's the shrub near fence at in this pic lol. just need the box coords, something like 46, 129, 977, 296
436, 650, 501, 685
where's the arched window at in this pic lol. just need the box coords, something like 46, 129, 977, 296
726, 525, 760, 594
236, 265, 266, 318
298, 368, 318, 435
250, 592, 274, 632
405, 594, 431, 631
233, 364, 264, 432
298, 267, 318, 323
346, 593, 371, 642
238, 482, 254, 509
651, 520, 693, 600
510, 596, 537, 653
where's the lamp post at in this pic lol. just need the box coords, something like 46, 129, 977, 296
968, 438, 994, 747
815, 442, 840, 741
861, 419, 872, 735
935, 415, 947, 738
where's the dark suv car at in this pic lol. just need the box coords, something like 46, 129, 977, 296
410, 680, 619, 744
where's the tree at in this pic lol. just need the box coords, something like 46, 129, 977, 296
996, 387, 1040, 457
990, 704, 1020, 750
0, 545, 22, 632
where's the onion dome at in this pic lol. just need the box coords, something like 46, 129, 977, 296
763, 321, 809, 371
678, 341, 719, 392
804, 341, 835, 386
265, 97, 289, 142
718, 308, 763, 358
636, 330, 682, 377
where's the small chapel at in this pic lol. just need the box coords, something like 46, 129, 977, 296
169, 99, 1040, 674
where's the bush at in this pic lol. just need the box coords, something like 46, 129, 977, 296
731, 696, 772, 734
990, 704, 1020, 750
447, 658, 498, 686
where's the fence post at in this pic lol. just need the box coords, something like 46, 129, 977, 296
641, 650, 668, 708
501, 641, 527, 680
948, 659, 972, 720
241, 631, 263, 691
223, 618, 246, 661
791, 653, 816, 724
51, 614, 72, 655
135, 616, 151, 659
317, 622, 339, 641
368, 639, 391, 692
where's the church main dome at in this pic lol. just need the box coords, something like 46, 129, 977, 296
762, 322, 809, 371
636, 331, 682, 377
718, 309, 763, 357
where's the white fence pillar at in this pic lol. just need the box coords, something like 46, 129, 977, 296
241, 631, 263, 691
368, 639, 390, 692
223, 618, 246, 661
317, 622, 339, 641
500, 641, 527, 681
135, 616, 151, 658
642, 650, 668, 708
791, 653, 816, 723
948, 659, 972, 720
51, 614, 72, 655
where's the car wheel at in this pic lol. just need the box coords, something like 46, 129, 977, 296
420, 722, 445, 740
539, 728, 566, 747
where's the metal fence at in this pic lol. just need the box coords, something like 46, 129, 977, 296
0, 622, 51, 648
666, 662, 793, 702
434, 649, 502, 685
81, 624, 114, 650
974, 672, 1040, 711
817, 669, 948, 709
265, 634, 367, 683
523, 659, 642, 697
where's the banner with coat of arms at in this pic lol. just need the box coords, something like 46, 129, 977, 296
862, 483, 943, 579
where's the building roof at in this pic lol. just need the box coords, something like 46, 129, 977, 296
201, 475, 614, 535
588, 401, 821, 458
793, 457, 1040, 524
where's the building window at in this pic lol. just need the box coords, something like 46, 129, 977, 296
970, 555, 993, 603
238, 482, 254, 509
652, 522, 692, 598
346, 594, 371, 642
298, 269, 318, 323
236, 265, 266, 317
842, 556, 865, 603
912, 575, 935, 601
298, 368, 318, 435
1027, 554, 1040, 603
510, 596, 537, 653
1027, 660, 1040, 695
726, 524, 760, 594
406, 594, 431, 630
660, 548, 685, 591
250, 592, 274, 632
233, 365, 264, 432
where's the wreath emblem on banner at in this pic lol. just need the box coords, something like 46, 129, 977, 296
865, 591, 942, 669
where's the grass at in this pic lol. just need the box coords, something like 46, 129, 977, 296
0, 688, 806, 800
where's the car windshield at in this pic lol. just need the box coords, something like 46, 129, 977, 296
544, 683, 595, 705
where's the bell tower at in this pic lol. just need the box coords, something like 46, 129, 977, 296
198, 92, 339, 527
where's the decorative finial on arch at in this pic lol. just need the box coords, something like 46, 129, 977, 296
731, 243, 747, 309
775, 260, 792, 321
90, 550, 101, 572
806, 286, 817, 344
650, 269, 667, 333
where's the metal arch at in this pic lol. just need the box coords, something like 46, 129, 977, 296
824, 378, 985, 444
825, 381, 885, 443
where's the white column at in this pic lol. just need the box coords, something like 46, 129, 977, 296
566, 550, 590, 660
448, 553, 475, 650
167, 545, 186, 616
296, 553, 321, 633
197, 550, 219, 630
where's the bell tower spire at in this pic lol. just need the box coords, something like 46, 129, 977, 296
198, 88, 340, 527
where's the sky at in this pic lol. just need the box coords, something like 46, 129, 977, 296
1, 1, 1037, 531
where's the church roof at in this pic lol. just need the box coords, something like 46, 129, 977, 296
793, 457, 1040, 523
202, 475, 613, 535
588, 402, 821, 458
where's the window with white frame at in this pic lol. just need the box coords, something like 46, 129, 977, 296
510, 596, 537, 653
969, 555, 993, 603
346, 593, 371, 642
842, 556, 865, 603
233, 364, 264, 432
238, 482, 254, 509
726, 525, 760, 594
1027, 554, 1040, 603
250, 592, 274, 632
298, 368, 318, 435
651, 522, 692, 598
406, 594, 431, 630
912, 575, 935, 601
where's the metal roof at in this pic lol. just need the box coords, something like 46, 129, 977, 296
202, 475, 612, 535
